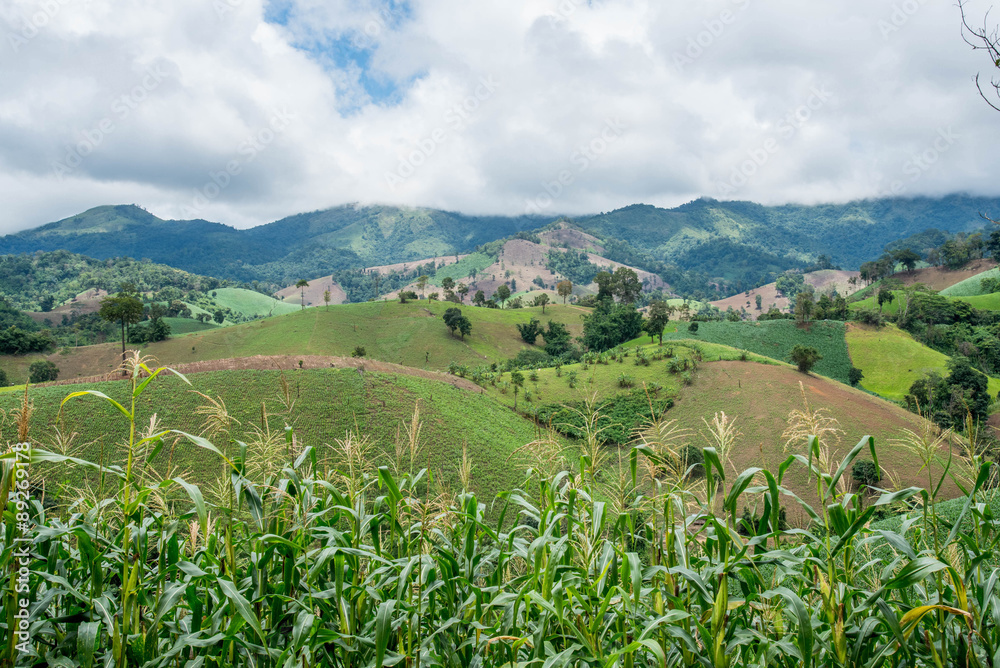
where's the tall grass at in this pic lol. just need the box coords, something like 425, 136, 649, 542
2, 358, 999, 667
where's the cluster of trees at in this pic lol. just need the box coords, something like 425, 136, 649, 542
0, 250, 244, 312
442, 308, 471, 339
905, 356, 993, 429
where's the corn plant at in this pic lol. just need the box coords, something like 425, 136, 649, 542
2, 358, 1000, 667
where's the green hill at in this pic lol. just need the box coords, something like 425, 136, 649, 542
846, 323, 1000, 400
4, 368, 545, 512
7, 195, 1000, 298
660, 319, 853, 383
34, 301, 592, 381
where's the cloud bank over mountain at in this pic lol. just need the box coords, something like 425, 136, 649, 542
0, 0, 997, 231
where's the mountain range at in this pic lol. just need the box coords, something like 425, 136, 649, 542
3, 194, 997, 296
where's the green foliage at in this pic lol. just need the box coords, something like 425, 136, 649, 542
515, 317, 541, 344
581, 301, 643, 351
665, 320, 853, 382
848, 366, 864, 386
352, 345, 366, 358
28, 359, 58, 382
536, 390, 673, 444
789, 344, 822, 373
905, 356, 993, 428
6, 359, 1000, 667
852, 459, 882, 487
0, 327, 53, 355
687, 321, 699, 333
545, 249, 600, 285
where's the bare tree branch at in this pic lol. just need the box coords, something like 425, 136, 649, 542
959, 1, 1000, 111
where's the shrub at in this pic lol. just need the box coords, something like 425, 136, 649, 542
28, 360, 58, 383
853, 308, 885, 327
848, 366, 864, 386
789, 345, 822, 374
617, 373, 635, 388
852, 459, 881, 487
0, 368, 7, 386
352, 346, 367, 358
688, 321, 699, 333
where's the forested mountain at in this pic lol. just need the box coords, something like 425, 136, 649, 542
0, 205, 544, 285
576, 194, 1000, 290
4, 194, 998, 297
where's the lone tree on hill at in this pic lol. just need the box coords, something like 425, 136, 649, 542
557, 280, 573, 304
644, 300, 672, 344
534, 293, 550, 313
323, 289, 331, 310
457, 283, 469, 302
28, 360, 59, 383
494, 284, 511, 308
296, 279, 309, 309
99, 282, 143, 366
789, 345, 822, 374
611, 267, 642, 304
417, 275, 429, 298
794, 291, 815, 326
876, 285, 895, 313
510, 370, 524, 410
443, 307, 472, 339
441, 277, 455, 292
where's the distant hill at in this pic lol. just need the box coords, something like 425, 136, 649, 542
0, 204, 544, 287
5, 194, 999, 297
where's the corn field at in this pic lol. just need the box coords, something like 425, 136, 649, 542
2, 357, 1000, 667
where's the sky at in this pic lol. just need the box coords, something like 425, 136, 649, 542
0, 0, 998, 233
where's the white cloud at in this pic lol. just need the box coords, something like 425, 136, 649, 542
0, 0, 997, 233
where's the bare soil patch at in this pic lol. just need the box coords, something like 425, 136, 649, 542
275, 277, 347, 307
669, 360, 957, 525
895, 259, 997, 291
710, 270, 860, 319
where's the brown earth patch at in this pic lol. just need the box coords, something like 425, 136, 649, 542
364, 254, 468, 276
26, 289, 108, 325
35, 354, 483, 393
668, 360, 958, 526
275, 277, 347, 307
710, 270, 860, 320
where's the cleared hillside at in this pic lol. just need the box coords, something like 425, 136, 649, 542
4, 367, 546, 512
665, 360, 959, 525
16, 300, 591, 382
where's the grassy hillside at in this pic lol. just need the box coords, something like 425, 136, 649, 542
661, 320, 853, 383
28, 301, 592, 381
664, 359, 958, 526
846, 323, 1000, 400
209, 287, 300, 318
6, 368, 543, 511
